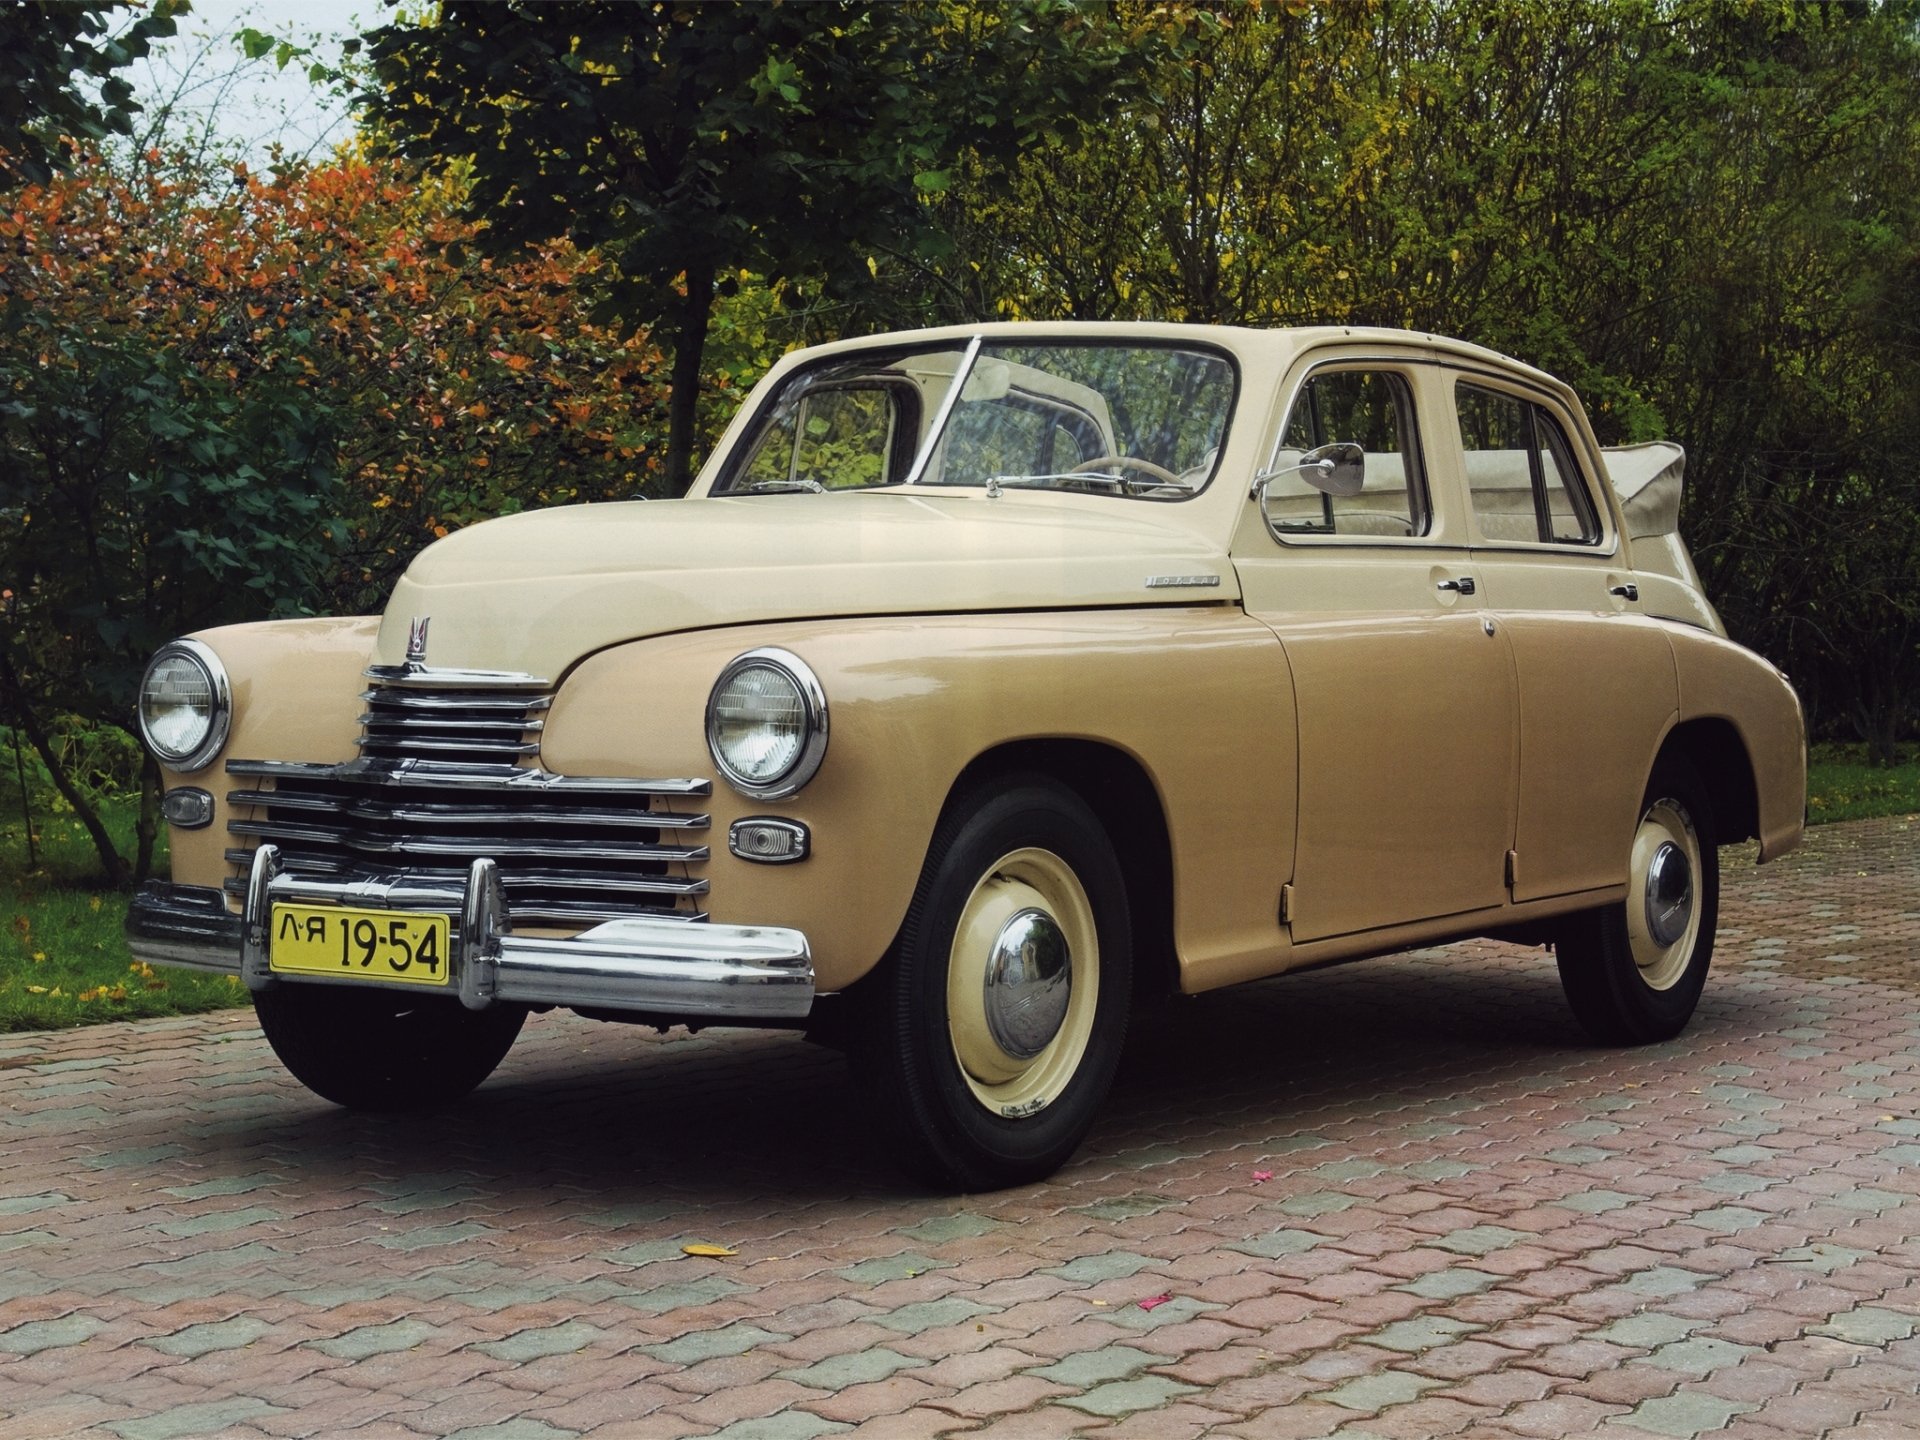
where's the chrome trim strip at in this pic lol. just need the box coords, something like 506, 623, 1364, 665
228, 758, 711, 798
359, 690, 552, 713
363, 661, 553, 689
223, 865, 709, 901
359, 715, 548, 734
129, 871, 812, 1020
901, 333, 983, 487
226, 817, 709, 865
226, 790, 710, 830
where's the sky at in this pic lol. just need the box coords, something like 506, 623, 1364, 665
123, 0, 374, 166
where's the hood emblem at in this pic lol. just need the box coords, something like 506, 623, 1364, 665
1145, 574, 1221, 589
405, 615, 431, 668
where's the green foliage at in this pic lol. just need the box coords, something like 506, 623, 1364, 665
0, 0, 185, 186
1806, 743, 1920, 825
356, 1, 1162, 490
871, 0, 1920, 748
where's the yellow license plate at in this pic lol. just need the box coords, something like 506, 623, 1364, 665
269, 904, 452, 988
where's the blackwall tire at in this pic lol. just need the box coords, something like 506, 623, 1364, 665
1557, 758, 1719, 1045
854, 776, 1133, 1191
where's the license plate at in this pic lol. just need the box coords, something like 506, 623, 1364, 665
269, 904, 452, 988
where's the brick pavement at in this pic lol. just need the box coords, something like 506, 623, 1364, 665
0, 814, 1915, 1439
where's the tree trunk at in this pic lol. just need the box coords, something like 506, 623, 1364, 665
135, 749, 161, 883
0, 653, 131, 888
663, 261, 718, 496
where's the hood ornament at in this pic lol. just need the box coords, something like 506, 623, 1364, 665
405, 615, 431, 669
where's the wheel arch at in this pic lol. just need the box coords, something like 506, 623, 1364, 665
1654, 716, 1759, 845
943, 739, 1178, 1001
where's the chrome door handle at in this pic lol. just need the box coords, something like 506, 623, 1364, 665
1436, 576, 1476, 596
1609, 583, 1639, 601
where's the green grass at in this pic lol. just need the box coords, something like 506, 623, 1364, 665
0, 794, 248, 1033
0, 739, 1912, 1034
1806, 742, 1920, 825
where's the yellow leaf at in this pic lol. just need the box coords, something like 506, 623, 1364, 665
681, 1243, 737, 1258
26, 985, 47, 994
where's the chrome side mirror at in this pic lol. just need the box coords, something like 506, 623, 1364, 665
1250, 442, 1367, 501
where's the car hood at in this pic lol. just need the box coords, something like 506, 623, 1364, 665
373, 492, 1235, 678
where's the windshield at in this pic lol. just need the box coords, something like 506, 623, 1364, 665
711, 339, 1237, 500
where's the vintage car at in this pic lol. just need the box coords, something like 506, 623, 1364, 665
129, 323, 1805, 1190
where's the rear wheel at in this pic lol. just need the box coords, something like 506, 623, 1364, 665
855, 777, 1132, 1191
254, 984, 525, 1110
1557, 758, 1718, 1044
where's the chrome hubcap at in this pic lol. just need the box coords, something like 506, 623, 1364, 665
1643, 841, 1693, 949
982, 908, 1072, 1060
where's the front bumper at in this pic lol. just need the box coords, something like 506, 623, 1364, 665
127, 844, 814, 1021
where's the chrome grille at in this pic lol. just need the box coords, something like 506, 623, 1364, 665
357, 682, 547, 763
225, 668, 711, 927
224, 760, 710, 926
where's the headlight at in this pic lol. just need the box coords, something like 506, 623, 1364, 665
136, 639, 231, 772
705, 648, 827, 800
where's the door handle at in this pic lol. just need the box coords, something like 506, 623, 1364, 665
1609, 583, 1639, 602
1436, 576, 1477, 596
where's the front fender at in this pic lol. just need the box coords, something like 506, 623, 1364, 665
540, 607, 1296, 993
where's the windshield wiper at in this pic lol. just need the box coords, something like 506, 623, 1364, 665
736, 478, 825, 495
985, 470, 1193, 498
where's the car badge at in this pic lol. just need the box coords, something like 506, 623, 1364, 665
405, 615, 431, 668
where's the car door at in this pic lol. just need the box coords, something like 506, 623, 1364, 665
1447, 374, 1679, 902
1233, 358, 1517, 945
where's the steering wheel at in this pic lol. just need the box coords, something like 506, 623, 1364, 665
1077, 455, 1185, 487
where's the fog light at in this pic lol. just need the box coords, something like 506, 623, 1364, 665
728, 818, 809, 865
160, 787, 214, 830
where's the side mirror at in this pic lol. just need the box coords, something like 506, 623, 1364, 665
1251, 441, 1368, 503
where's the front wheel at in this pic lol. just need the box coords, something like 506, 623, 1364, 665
254, 983, 526, 1111
1556, 758, 1719, 1044
854, 777, 1133, 1191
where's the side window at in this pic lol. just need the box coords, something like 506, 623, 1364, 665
1269, 370, 1426, 537
737, 385, 902, 490
1457, 383, 1600, 545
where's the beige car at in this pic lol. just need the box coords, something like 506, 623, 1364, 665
129, 323, 1805, 1190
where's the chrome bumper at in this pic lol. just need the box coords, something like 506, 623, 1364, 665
126, 844, 813, 1021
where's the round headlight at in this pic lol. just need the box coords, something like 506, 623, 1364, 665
137, 639, 231, 772
706, 648, 827, 800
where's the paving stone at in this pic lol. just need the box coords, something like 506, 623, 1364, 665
1637, 1337, 1761, 1375
473, 1321, 614, 1362
640, 1323, 790, 1366
777, 1347, 929, 1390
1367, 1316, 1483, 1353
1025, 1346, 1164, 1387
1810, 1307, 1920, 1346
1393, 1268, 1500, 1300
1609, 1392, 1758, 1436
104, 1397, 291, 1440
0, 1315, 107, 1354
310, 1318, 447, 1360
1426, 1226, 1530, 1256
3, 816, 1919, 1439
833, 1252, 954, 1285
1594, 1314, 1699, 1348
442, 1424, 581, 1440
141, 1316, 273, 1357
1054, 1375, 1201, 1417
1319, 1372, 1444, 1412
1044, 1251, 1159, 1283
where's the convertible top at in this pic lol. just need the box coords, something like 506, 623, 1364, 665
1602, 442, 1685, 539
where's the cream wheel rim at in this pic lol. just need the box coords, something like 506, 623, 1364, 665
946, 847, 1099, 1118
1626, 797, 1701, 990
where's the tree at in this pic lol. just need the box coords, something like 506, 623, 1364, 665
0, 1, 185, 187
0, 148, 665, 884
357, 1, 1160, 491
